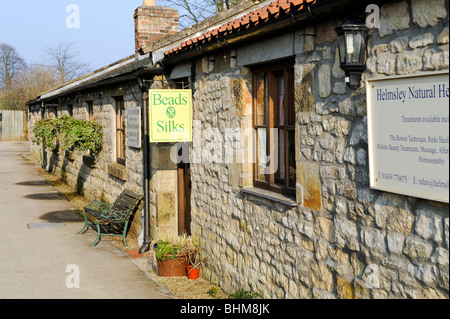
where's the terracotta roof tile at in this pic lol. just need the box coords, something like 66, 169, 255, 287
218, 25, 228, 34
164, 0, 320, 58
267, 4, 278, 15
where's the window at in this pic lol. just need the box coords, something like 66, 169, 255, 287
253, 60, 296, 197
115, 97, 126, 166
174, 77, 190, 90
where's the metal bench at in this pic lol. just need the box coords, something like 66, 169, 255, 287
77, 190, 143, 247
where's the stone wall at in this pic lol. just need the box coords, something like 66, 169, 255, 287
190, 0, 449, 298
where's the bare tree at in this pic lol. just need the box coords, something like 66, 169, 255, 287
215, 0, 246, 12
159, 0, 245, 29
0, 64, 59, 110
0, 43, 26, 90
159, 0, 214, 28
20, 64, 59, 100
44, 42, 90, 84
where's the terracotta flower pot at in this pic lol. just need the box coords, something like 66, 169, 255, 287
187, 265, 200, 280
157, 254, 190, 277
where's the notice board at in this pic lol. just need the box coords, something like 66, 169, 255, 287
127, 107, 141, 148
366, 71, 449, 203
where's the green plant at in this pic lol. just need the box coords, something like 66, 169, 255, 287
152, 234, 199, 262
62, 119, 103, 155
207, 286, 219, 298
228, 289, 261, 299
32, 116, 103, 156
31, 117, 60, 150
153, 239, 180, 261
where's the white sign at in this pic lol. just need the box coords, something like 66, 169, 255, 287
127, 107, 141, 149
367, 72, 449, 203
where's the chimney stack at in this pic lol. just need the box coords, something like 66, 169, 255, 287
134, 0, 179, 58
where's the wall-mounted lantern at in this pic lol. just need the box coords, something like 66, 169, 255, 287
335, 19, 368, 88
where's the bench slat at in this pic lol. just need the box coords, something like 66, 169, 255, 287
113, 198, 136, 211
112, 191, 140, 210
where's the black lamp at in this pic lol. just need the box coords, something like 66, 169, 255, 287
335, 19, 368, 88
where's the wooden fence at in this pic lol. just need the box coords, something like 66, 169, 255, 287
0, 110, 27, 141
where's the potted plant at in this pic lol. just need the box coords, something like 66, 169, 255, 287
78, 120, 103, 167
65, 148, 76, 160
151, 235, 199, 277
187, 248, 207, 280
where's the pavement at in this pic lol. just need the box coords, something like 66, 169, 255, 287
0, 142, 174, 299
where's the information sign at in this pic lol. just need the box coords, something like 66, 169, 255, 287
367, 72, 449, 203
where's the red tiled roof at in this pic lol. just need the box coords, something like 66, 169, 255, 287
164, 0, 319, 57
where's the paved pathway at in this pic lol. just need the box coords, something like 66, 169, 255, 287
0, 142, 173, 299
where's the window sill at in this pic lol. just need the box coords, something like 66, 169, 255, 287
241, 187, 297, 207
108, 163, 127, 181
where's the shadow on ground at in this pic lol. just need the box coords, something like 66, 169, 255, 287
40, 210, 83, 223
24, 192, 67, 200
16, 181, 50, 187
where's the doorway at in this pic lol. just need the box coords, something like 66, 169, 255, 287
174, 77, 192, 236
178, 162, 191, 236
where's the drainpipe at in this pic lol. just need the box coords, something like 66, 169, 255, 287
138, 77, 151, 254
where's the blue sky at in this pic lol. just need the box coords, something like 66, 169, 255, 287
0, 0, 143, 71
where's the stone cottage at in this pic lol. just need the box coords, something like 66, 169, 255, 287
28, 0, 449, 299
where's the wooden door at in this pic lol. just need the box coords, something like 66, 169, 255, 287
178, 163, 191, 235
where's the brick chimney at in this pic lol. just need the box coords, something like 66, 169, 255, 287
134, 0, 179, 58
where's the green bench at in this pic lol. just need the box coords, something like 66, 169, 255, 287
77, 190, 143, 247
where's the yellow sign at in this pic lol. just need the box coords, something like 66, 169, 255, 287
149, 89, 192, 143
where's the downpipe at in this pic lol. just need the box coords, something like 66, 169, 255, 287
138, 78, 152, 254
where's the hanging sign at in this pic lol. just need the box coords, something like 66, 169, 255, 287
367, 71, 449, 203
149, 89, 192, 143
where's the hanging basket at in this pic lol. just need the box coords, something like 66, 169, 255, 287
82, 154, 98, 168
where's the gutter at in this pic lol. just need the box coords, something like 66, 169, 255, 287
36, 66, 164, 103
39, 56, 135, 102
